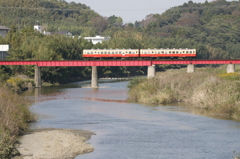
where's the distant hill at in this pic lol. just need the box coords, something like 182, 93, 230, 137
0, 0, 100, 35
136, 0, 240, 59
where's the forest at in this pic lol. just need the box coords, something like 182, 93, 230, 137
0, 0, 240, 84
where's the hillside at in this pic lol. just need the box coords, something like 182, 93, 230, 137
0, 0, 100, 35
135, 0, 240, 59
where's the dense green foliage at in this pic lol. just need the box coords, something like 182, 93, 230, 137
0, 0, 99, 35
131, 0, 240, 59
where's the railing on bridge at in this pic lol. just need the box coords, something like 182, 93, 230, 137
0, 60, 240, 66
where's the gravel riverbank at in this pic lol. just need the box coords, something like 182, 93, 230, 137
13, 128, 95, 159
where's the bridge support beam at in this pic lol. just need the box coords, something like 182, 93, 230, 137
227, 64, 235, 73
187, 64, 195, 73
91, 66, 98, 88
34, 65, 41, 88
147, 65, 156, 78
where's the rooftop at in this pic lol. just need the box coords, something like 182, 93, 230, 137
0, 26, 10, 30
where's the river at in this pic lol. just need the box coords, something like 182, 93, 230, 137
22, 79, 240, 159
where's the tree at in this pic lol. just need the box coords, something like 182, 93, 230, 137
91, 16, 108, 33
115, 17, 123, 27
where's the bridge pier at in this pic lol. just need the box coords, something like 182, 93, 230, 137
147, 65, 156, 78
187, 64, 195, 73
34, 65, 41, 88
91, 66, 98, 88
227, 64, 235, 73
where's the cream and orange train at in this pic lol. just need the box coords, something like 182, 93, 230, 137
83, 48, 196, 59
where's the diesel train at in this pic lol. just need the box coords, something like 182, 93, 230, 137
83, 48, 196, 59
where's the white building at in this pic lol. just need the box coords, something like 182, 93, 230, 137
84, 36, 110, 45
34, 21, 42, 33
0, 45, 9, 60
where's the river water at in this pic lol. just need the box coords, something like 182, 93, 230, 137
23, 79, 240, 159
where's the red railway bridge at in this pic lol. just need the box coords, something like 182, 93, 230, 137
0, 60, 238, 88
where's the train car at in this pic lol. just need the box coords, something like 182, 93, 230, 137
140, 48, 196, 58
83, 49, 139, 59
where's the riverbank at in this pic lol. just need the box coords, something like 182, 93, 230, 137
13, 128, 95, 159
128, 66, 240, 120
0, 86, 35, 158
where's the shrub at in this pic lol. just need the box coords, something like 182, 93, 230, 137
0, 87, 35, 158
6, 77, 35, 93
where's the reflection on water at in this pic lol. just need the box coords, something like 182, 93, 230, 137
22, 79, 240, 159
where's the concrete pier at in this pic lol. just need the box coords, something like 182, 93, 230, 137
187, 64, 195, 73
227, 64, 235, 73
34, 65, 41, 88
91, 66, 98, 88
147, 65, 156, 78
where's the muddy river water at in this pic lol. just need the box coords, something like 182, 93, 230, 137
23, 79, 240, 159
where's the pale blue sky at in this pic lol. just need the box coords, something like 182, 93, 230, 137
65, 0, 225, 23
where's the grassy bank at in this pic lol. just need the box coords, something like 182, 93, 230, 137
0, 86, 35, 158
128, 66, 240, 120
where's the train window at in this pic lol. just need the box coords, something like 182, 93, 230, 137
101, 52, 103, 54
190, 51, 192, 53
173, 51, 175, 54
183, 51, 185, 53
169, 51, 171, 54
119, 51, 122, 54
161, 51, 164, 54
186, 51, 188, 53
176, 51, 178, 53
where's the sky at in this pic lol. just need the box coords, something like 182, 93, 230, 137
65, 0, 219, 23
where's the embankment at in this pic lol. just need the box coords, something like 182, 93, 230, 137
128, 67, 240, 120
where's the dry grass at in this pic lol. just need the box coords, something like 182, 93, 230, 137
0, 86, 35, 158
128, 67, 240, 120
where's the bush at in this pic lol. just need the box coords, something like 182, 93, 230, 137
6, 77, 35, 93
0, 87, 35, 158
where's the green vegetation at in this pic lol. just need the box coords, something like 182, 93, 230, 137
0, 86, 35, 158
0, 0, 99, 35
128, 67, 240, 120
